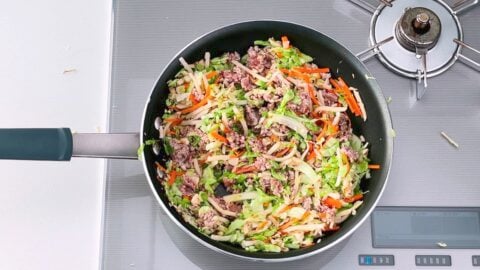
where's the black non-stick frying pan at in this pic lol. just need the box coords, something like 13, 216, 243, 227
0, 21, 393, 261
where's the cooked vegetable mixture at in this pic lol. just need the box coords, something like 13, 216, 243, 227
155, 37, 378, 252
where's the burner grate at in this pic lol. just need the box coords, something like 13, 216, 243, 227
350, 0, 480, 99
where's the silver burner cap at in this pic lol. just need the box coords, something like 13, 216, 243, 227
395, 7, 442, 52
370, 0, 462, 78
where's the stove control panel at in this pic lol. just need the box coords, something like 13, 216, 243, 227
473, 256, 480, 266
358, 255, 394, 266
415, 255, 451, 266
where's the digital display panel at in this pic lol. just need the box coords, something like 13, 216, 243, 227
372, 207, 480, 249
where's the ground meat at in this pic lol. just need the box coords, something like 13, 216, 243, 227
287, 89, 312, 115
337, 112, 352, 139
220, 66, 254, 91
248, 136, 266, 153
197, 209, 218, 232
259, 173, 283, 196
342, 146, 359, 162
302, 197, 312, 210
177, 125, 193, 138
254, 156, 270, 171
269, 179, 283, 196
170, 139, 192, 170
220, 67, 242, 85
226, 202, 242, 213
226, 52, 240, 63
245, 106, 260, 127
179, 174, 199, 197
226, 132, 245, 149
316, 204, 336, 215
246, 46, 274, 75
240, 76, 254, 91
214, 197, 243, 213
322, 90, 338, 106
263, 92, 282, 108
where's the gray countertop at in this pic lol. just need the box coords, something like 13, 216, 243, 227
103, 0, 480, 269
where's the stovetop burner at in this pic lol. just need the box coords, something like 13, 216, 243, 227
395, 7, 442, 52
371, 0, 461, 80
353, 0, 480, 99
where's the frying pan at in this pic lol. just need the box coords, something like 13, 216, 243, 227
0, 21, 393, 261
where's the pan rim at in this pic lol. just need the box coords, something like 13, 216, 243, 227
139, 19, 394, 262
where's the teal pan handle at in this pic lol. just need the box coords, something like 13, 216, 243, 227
0, 128, 140, 161
0, 128, 73, 161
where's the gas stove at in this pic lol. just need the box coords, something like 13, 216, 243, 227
102, 0, 480, 269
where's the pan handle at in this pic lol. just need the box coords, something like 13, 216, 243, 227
72, 133, 139, 160
0, 128, 140, 161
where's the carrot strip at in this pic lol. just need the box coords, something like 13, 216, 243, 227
188, 92, 198, 104
167, 170, 184, 186
155, 162, 167, 172
210, 131, 228, 143
222, 124, 231, 133
281, 68, 310, 82
344, 193, 364, 203
164, 116, 182, 125
307, 84, 320, 105
180, 82, 211, 114
317, 120, 332, 141
324, 196, 343, 209
329, 78, 341, 90
277, 204, 296, 215
274, 147, 291, 157
318, 212, 328, 220
229, 150, 245, 158
299, 211, 311, 222
270, 134, 279, 142
276, 51, 283, 58
368, 164, 381, 170
282, 67, 320, 105
233, 164, 257, 174
338, 77, 362, 116
206, 71, 217, 79
306, 143, 316, 162
281, 36, 290, 49
257, 220, 269, 230
330, 78, 362, 117
293, 67, 330, 74
279, 218, 298, 231
323, 225, 340, 232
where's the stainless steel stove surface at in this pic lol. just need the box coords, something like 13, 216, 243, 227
102, 0, 480, 269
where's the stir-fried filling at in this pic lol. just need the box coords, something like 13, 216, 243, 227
154, 37, 378, 252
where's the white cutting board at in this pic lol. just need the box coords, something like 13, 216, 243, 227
0, 1, 111, 269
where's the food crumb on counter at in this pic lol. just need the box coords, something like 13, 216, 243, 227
440, 131, 459, 149
63, 68, 77, 74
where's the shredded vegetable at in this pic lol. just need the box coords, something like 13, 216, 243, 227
155, 37, 374, 253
